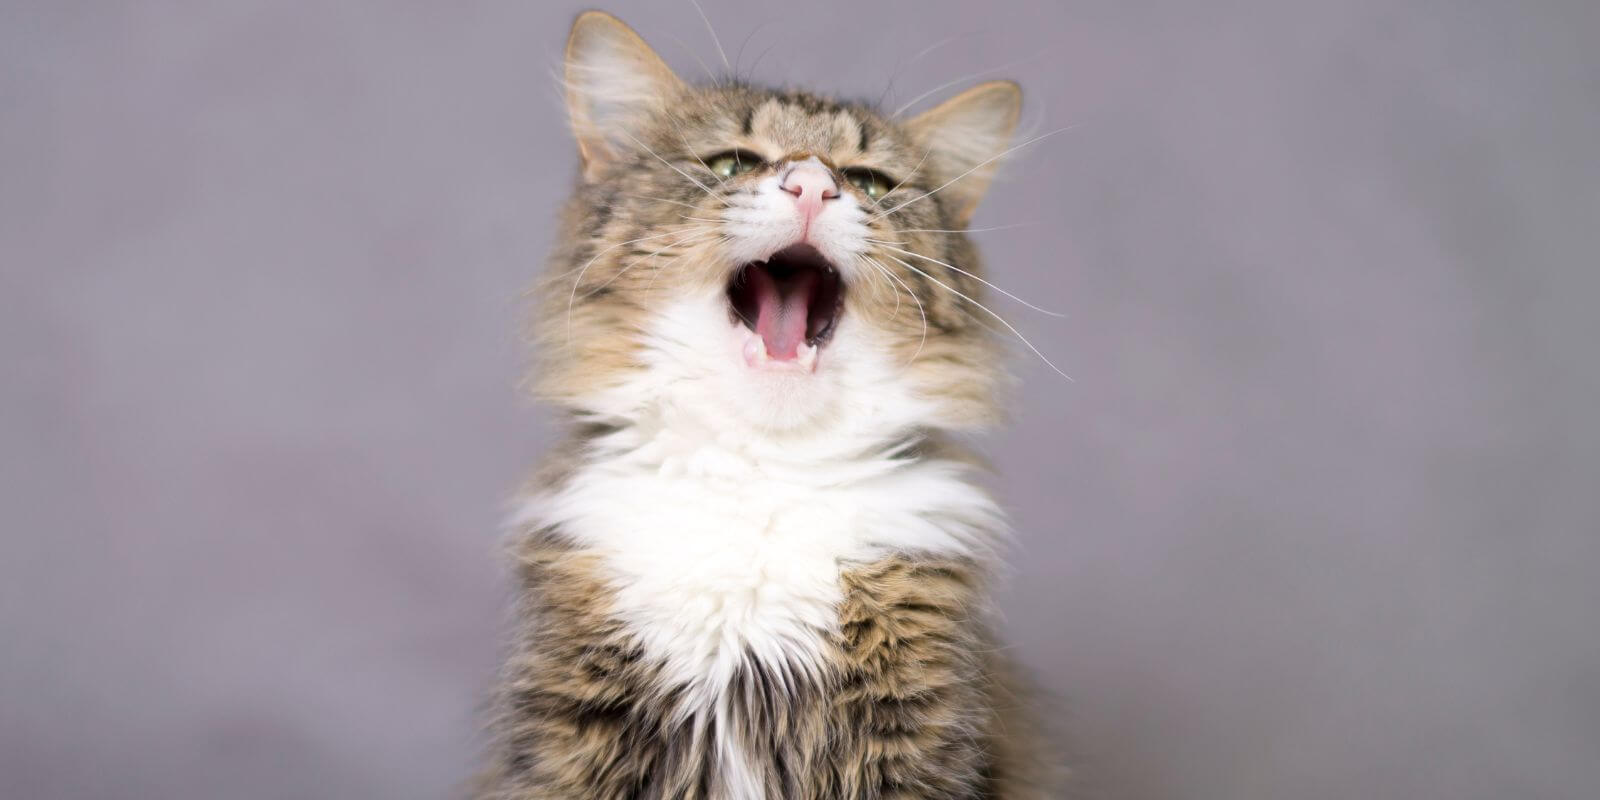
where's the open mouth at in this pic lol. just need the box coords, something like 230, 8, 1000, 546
726, 243, 844, 368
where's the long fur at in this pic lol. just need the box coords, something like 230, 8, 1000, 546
476, 11, 1064, 798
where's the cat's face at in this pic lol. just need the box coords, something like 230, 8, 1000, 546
537, 12, 1021, 445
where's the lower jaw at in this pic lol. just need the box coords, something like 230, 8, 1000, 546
741, 331, 821, 373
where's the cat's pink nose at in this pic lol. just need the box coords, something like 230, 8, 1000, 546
780, 158, 839, 236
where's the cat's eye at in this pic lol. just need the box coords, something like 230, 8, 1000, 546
842, 167, 894, 200
705, 150, 765, 179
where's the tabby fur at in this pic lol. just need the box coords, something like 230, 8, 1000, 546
475, 11, 1064, 799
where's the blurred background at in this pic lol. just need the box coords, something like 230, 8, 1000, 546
3, 1, 1598, 798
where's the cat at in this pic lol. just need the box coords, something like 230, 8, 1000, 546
474, 11, 1063, 799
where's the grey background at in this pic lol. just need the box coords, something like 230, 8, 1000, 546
3, 1, 1597, 798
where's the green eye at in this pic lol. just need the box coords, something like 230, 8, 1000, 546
705, 150, 764, 179
843, 167, 894, 199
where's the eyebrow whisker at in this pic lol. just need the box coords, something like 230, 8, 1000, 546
869, 126, 1077, 222
688, 0, 732, 74
621, 130, 718, 199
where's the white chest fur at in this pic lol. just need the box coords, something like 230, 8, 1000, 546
517, 420, 1001, 707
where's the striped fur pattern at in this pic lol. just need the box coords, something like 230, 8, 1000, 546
477, 11, 1064, 798
477, 531, 1056, 799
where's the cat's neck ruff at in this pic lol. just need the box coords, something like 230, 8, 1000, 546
514, 342, 1002, 708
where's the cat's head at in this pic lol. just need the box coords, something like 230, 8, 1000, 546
536, 11, 1022, 448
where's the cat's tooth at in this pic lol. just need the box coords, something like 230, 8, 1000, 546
742, 335, 768, 368
797, 342, 818, 372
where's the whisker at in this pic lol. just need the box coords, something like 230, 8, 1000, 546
565, 228, 707, 340
852, 252, 901, 317
551, 228, 697, 282
870, 145, 934, 212
861, 254, 928, 367
870, 126, 1077, 221
664, 31, 720, 85
663, 113, 727, 189
868, 241, 1066, 317
731, 22, 769, 80
908, 31, 976, 66
688, 0, 732, 73
624, 193, 704, 210
742, 41, 779, 81
890, 48, 1048, 117
894, 223, 1035, 235
876, 31, 973, 108
647, 235, 728, 291
883, 253, 1072, 380
611, 247, 696, 297
621, 130, 718, 198
580, 231, 714, 300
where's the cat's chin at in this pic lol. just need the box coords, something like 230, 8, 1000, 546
727, 365, 837, 430
713, 316, 854, 435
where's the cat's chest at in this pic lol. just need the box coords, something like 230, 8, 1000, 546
546, 448, 878, 691
526, 435, 997, 696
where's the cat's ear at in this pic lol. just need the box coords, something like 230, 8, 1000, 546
904, 81, 1022, 225
563, 11, 684, 182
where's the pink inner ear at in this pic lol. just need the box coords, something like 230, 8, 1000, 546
746, 266, 818, 361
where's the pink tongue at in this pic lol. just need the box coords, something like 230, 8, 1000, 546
748, 267, 817, 361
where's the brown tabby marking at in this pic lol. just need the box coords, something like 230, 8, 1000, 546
476, 530, 1057, 799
